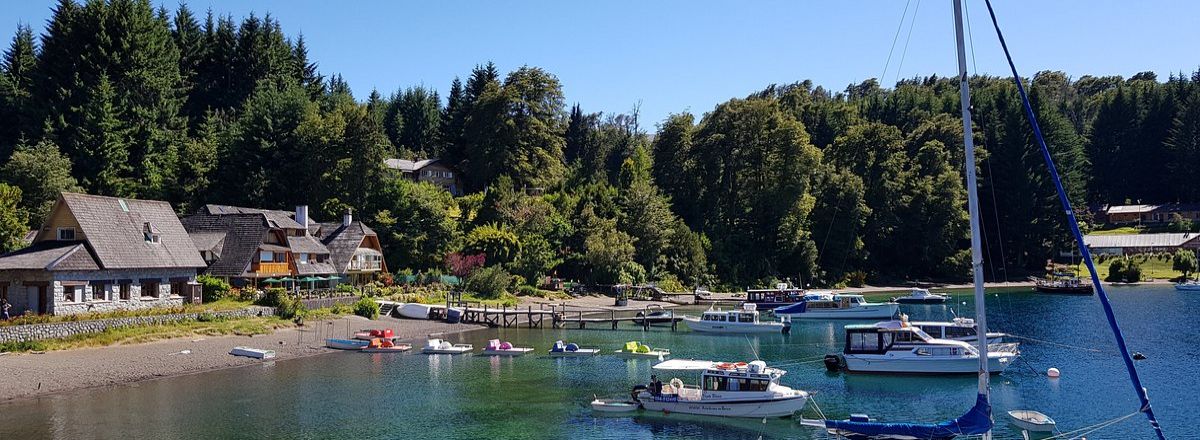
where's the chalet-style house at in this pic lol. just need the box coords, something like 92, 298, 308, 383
309, 210, 387, 285
182, 205, 386, 287
384, 158, 462, 195
0, 193, 205, 316
1104, 203, 1200, 225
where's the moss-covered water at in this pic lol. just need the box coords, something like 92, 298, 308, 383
2, 286, 1193, 439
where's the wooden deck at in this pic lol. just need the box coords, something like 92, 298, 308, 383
438, 300, 685, 331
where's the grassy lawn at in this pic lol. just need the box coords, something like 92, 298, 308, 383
1078, 254, 1180, 281
0, 299, 256, 328
1087, 226, 1143, 235
0, 316, 293, 353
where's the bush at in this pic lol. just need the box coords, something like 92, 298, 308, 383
516, 284, 538, 297
465, 266, 512, 299
197, 275, 231, 302
257, 288, 305, 319
1105, 258, 1142, 283
335, 283, 357, 294
846, 270, 868, 288
0, 340, 47, 353
353, 297, 380, 319
655, 276, 685, 293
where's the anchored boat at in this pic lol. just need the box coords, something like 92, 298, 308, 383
892, 288, 948, 304
326, 338, 370, 350
479, 339, 534, 356
633, 359, 809, 418
1007, 409, 1057, 433
360, 338, 411, 353
773, 293, 898, 320
744, 282, 808, 308
826, 320, 1019, 375
913, 317, 1007, 344
682, 303, 790, 334
421, 338, 473, 354
548, 340, 601, 357
613, 341, 670, 360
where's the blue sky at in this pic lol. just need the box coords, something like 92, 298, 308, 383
2, 1, 1197, 127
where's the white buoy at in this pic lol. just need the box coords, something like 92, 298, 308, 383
1047, 367, 1061, 378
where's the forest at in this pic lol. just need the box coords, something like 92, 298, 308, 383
2, 0, 1199, 290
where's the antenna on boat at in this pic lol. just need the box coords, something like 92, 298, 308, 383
744, 336, 761, 361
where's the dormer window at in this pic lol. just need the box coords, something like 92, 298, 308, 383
143, 222, 160, 243
57, 227, 76, 240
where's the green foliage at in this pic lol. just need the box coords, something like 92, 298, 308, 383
0, 183, 27, 253
372, 178, 460, 270
1168, 213, 1193, 233
0, 340, 47, 353
1172, 249, 1198, 279
1105, 257, 1143, 283
655, 276, 685, 293
464, 265, 511, 299
462, 222, 520, 264
257, 287, 305, 319
336, 283, 357, 294
0, 140, 81, 223
352, 297, 380, 320
197, 275, 231, 303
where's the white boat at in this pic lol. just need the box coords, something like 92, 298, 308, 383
613, 341, 670, 360
682, 304, 790, 334
912, 317, 1007, 344
831, 320, 1019, 374
1007, 409, 1057, 433
479, 339, 534, 356
397, 303, 446, 319
590, 398, 639, 413
326, 338, 370, 350
634, 359, 809, 418
421, 338, 473, 354
229, 346, 276, 359
773, 293, 898, 319
1174, 280, 1200, 291
548, 340, 601, 357
892, 288, 949, 304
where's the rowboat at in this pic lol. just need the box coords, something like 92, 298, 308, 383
229, 346, 276, 359
326, 338, 369, 350
353, 328, 396, 341
398, 303, 445, 319
590, 398, 639, 413
1007, 409, 1057, 433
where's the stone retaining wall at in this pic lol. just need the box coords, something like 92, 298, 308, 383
0, 306, 277, 344
299, 296, 360, 310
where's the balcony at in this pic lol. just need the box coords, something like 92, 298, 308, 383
254, 262, 291, 275
349, 260, 382, 271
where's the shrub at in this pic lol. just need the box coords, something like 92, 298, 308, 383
335, 283, 357, 294
465, 266, 512, 299
353, 297, 380, 319
0, 340, 47, 353
655, 276, 685, 293
197, 275, 231, 302
516, 284, 538, 296
846, 270, 868, 288
257, 287, 305, 319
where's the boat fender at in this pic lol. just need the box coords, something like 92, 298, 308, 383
670, 378, 683, 392
1047, 367, 1061, 378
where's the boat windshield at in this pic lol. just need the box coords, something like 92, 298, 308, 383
703, 375, 771, 392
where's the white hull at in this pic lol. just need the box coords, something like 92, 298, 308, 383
637, 391, 808, 418
480, 348, 533, 356
683, 317, 786, 333
844, 353, 1014, 374
422, 347, 472, 354
1175, 283, 1200, 291
549, 349, 600, 357
591, 399, 639, 413
1008, 410, 1057, 433
230, 346, 276, 359
614, 350, 669, 360
778, 303, 898, 319
398, 303, 444, 319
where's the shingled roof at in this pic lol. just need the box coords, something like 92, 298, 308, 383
314, 221, 380, 273
203, 205, 305, 230
0, 241, 100, 271
54, 193, 205, 269
181, 212, 271, 277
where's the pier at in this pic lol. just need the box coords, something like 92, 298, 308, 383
433, 297, 685, 331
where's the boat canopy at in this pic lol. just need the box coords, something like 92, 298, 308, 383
652, 359, 716, 370
825, 393, 992, 440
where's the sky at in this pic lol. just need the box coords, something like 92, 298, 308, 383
2, 1, 1198, 127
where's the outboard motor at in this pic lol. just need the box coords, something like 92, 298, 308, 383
630, 384, 647, 403
823, 354, 846, 372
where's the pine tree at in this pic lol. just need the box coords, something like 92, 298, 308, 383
75, 74, 131, 195
292, 34, 325, 99
0, 24, 38, 157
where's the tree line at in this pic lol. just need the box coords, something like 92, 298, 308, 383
1, 0, 1198, 290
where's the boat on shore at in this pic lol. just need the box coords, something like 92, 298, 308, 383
682, 304, 790, 334
825, 320, 1019, 374
230, 346, 276, 359
326, 338, 370, 350
360, 338, 411, 353
421, 338, 473, 354
773, 293, 898, 320
613, 341, 670, 360
479, 339, 533, 356
633, 359, 809, 418
549, 340, 601, 357
891, 288, 948, 304
398, 303, 446, 319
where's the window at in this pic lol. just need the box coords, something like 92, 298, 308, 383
92, 284, 106, 301
143, 222, 160, 243
63, 285, 76, 302
944, 326, 976, 339
171, 282, 185, 297
141, 280, 159, 298
703, 376, 729, 391
298, 253, 309, 263
119, 282, 131, 300
57, 227, 76, 240
848, 332, 882, 353
260, 251, 274, 262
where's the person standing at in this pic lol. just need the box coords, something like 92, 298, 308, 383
1, 298, 11, 320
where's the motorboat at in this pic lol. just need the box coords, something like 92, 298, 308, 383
421, 338, 473, 354
548, 340, 601, 357
682, 304, 790, 334
633, 305, 675, 326
824, 320, 1019, 374
1033, 276, 1093, 294
912, 317, 1007, 344
613, 341, 670, 360
353, 328, 396, 341
326, 338, 370, 350
891, 288, 948, 304
773, 293, 898, 320
590, 397, 639, 413
229, 346, 276, 359
633, 359, 809, 418
398, 303, 446, 319
360, 338, 412, 353
1174, 280, 1200, 291
744, 282, 808, 308
479, 339, 534, 356
1007, 409, 1057, 433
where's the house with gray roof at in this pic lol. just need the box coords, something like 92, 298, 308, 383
310, 210, 387, 285
181, 205, 339, 288
0, 193, 206, 316
1083, 232, 1200, 255
384, 157, 462, 195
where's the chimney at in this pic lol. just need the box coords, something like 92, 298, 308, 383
342, 208, 353, 227
295, 205, 309, 228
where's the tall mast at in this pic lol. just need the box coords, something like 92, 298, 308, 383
952, 1, 991, 438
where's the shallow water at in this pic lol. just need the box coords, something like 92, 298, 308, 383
2, 285, 1193, 439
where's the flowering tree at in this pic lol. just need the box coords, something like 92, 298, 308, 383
445, 252, 487, 278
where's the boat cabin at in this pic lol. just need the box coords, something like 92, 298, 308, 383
843, 322, 955, 355
699, 308, 760, 324
807, 294, 869, 310
746, 283, 805, 305
915, 321, 978, 340
701, 361, 781, 392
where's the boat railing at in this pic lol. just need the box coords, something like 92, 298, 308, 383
988, 342, 1021, 354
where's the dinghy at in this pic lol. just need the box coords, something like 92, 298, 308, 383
421, 338, 473, 354
229, 346, 276, 359
479, 339, 533, 356
613, 341, 670, 360
326, 338, 370, 350
398, 303, 444, 319
590, 398, 639, 413
1007, 410, 1057, 433
548, 340, 600, 357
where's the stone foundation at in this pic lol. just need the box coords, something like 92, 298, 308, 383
0, 306, 276, 344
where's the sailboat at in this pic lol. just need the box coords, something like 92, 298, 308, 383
803, 1, 1167, 439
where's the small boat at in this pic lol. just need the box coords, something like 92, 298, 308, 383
773, 293, 898, 320
682, 303, 790, 334
590, 397, 640, 413
1174, 280, 1200, 291
548, 340, 601, 357
229, 346, 276, 359
479, 339, 534, 356
360, 338, 412, 353
613, 341, 670, 360
1033, 276, 1093, 294
913, 317, 1007, 344
326, 338, 370, 350
633, 359, 809, 418
633, 305, 675, 326
1007, 410, 1057, 433
892, 288, 948, 304
353, 328, 396, 341
825, 320, 1019, 374
398, 303, 445, 319
421, 338, 473, 354
744, 282, 808, 308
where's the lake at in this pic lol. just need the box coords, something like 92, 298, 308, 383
2, 285, 1193, 439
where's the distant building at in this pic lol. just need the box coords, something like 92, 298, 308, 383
384, 158, 462, 195
1083, 232, 1200, 255
1104, 203, 1200, 225
0, 193, 206, 316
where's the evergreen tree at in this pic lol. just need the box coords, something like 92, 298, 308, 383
0, 24, 38, 157
0, 183, 28, 253
0, 140, 81, 223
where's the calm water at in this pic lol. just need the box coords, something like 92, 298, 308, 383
2, 286, 1194, 439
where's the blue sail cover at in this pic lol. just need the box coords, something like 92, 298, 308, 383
825, 393, 991, 440
774, 301, 807, 314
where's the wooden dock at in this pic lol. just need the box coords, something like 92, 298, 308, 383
440, 300, 685, 331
